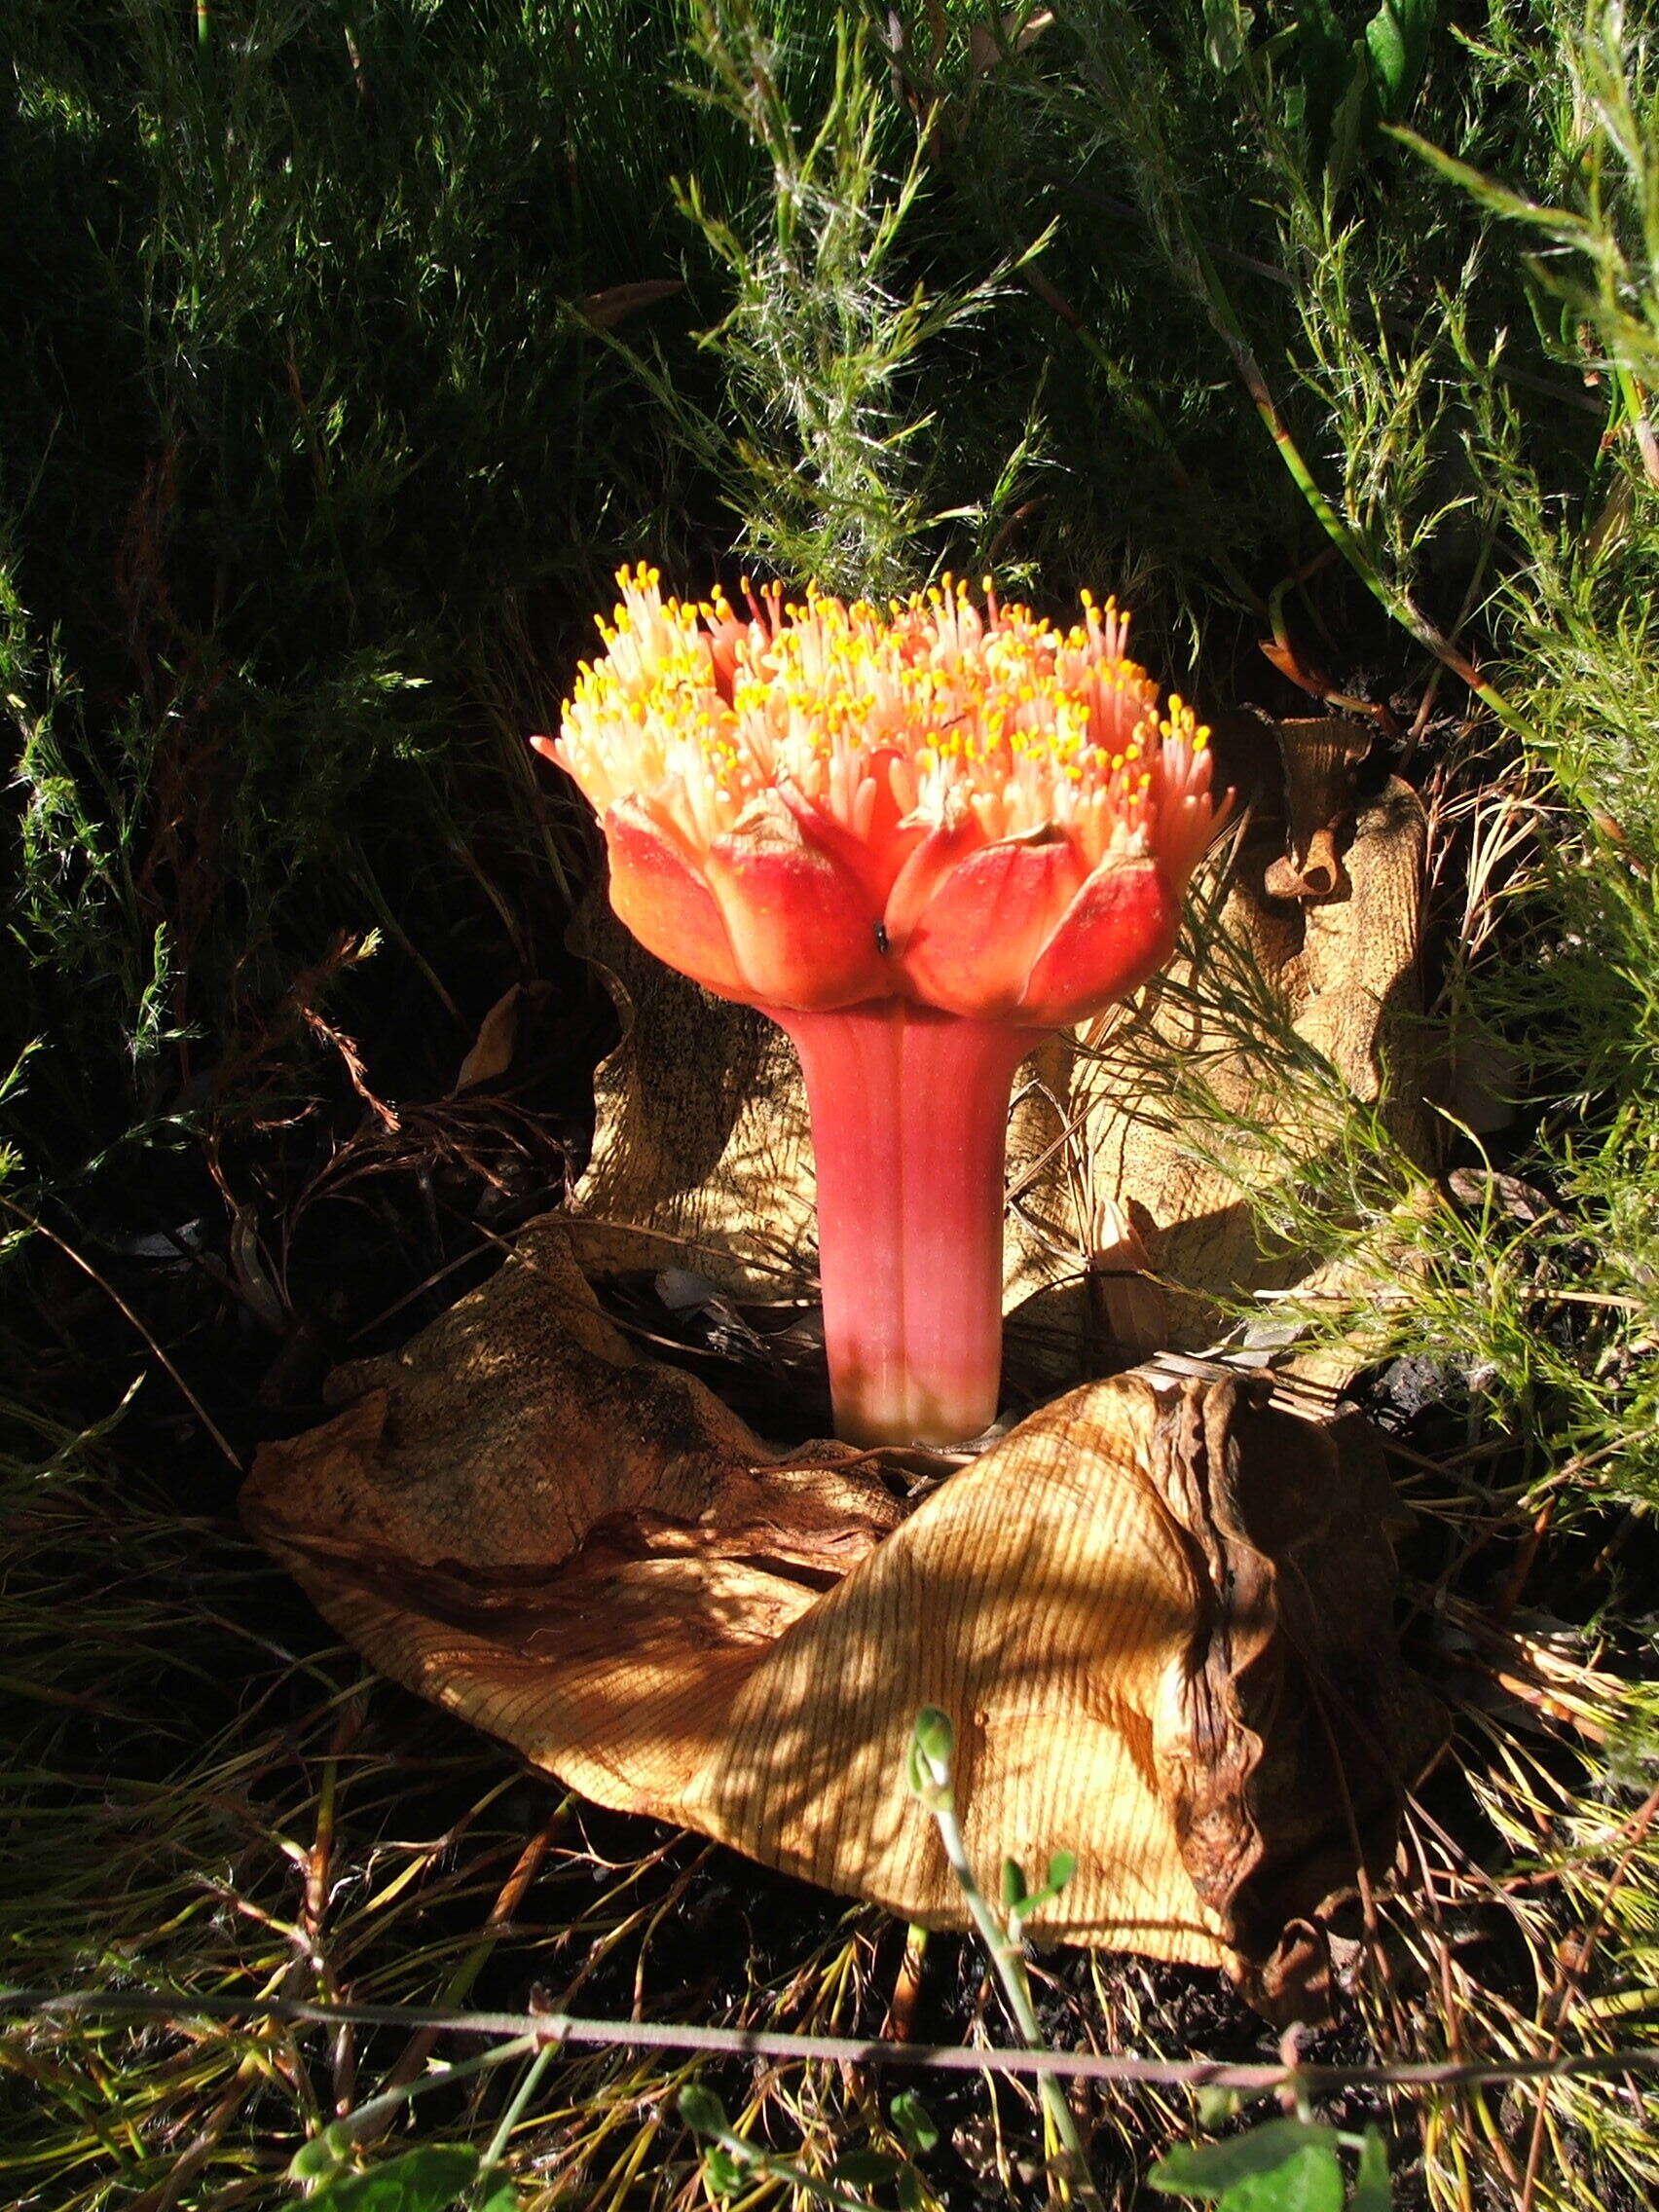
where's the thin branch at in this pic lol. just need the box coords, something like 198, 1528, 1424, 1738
9, 1987, 1659, 2101
0, 1194, 240, 1470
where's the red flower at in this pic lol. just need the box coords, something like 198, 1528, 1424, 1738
537, 568, 1222, 1027
535, 569, 1227, 1445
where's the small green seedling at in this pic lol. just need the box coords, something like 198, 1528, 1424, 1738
1150, 2117, 1392, 2212
286, 2141, 519, 2212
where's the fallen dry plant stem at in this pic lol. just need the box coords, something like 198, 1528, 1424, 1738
9, 1986, 1659, 2101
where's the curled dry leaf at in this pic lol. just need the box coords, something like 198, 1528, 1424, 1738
1446, 1166, 1554, 1225
1260, 716, 1375, 906
454, 984, 523, 1095
969, 7, 1055, 76
244, 1220, 1442, 2017
575, 278, 684, 331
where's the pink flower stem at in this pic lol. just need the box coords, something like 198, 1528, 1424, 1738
766, 1001, 1032, 1447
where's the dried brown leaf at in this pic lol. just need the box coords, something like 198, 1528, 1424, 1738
576, 279, 684, 330
245, 1225, 1441, 2012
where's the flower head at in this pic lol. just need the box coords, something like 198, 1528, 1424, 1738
539, 566, 1225, 1025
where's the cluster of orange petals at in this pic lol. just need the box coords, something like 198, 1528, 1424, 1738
539, 567, 1225, 1027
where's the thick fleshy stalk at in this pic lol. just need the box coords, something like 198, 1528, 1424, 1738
769, 1002, 1032, 1448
